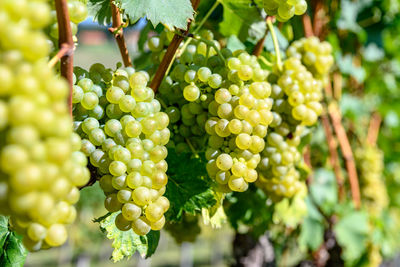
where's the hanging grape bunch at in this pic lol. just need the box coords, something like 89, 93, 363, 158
72, 64, 171, 235
0, 0, 88, 250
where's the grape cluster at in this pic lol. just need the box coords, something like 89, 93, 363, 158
255, 37, 333, 200
157, 30, 226, 153
73, 65, 171, 235
287, 37, 334, 79
256, 129, 303, 200
47, 0, 88, 46
157, 30, 274, 192
276, 58, 324, 126
355, 145, 388, 216
204, 53, 273, 192
0, 0, 87, 250
263, 0, 308, 22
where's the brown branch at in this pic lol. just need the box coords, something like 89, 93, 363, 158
302, 14, 314, 38
48, 43, 73, 68
333, 72, 342, 100
321, 114, 345, 201
55, 0, 74, 116
109, 0, 132, 67
328, 103, 361, 209
367, 113, 382, 146
312, 0, 325, 38
150, 0, 201, 92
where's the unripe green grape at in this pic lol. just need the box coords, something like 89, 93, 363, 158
122, 203, 142, 221
132, 187, 151, 206
228, 176, 248, 192
183, 84, 200, 102
197, 67, 212, 82
44, 224, 67, 247
132, 217, 151, 235
236, 133, 252, 150
109, 161, 127, 176
115, 213, 131, 231
216, 154, 233, 171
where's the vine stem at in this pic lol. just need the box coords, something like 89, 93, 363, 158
321, 114, 345, 201
48, 43, 73, 68
165, 1, 220, 77
266, 17, 282, 71
109, 0, 132, 67
367, 112, 382, 146
259, 56, 273, 67
150, 0, 201, 92
328, 103, 361, 209
55, 0, 74, 117
302, 13, 314, 38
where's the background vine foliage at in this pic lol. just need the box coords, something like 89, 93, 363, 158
0, 0, 400, 266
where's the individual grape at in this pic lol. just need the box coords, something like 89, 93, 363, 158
183, 84, 200, 102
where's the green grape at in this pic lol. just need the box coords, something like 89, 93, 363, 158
183, 84, 200, 102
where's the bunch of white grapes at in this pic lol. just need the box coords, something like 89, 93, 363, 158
256, 129, 303, 200
73, 65, 170, 235
157, 30, 228, 153
263, 0, 308, 22
276, 57, 324, 126
255, 37, 334, 200
0, 0, 88, 251
287, 37, 334, 79
355, 144, 388, 216
204, 52, 274, 192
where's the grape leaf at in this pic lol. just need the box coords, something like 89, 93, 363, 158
164, 150, 216, 222
309, 168, 338, 213
87, 0, 113, 25
121, 0, 194, 30
298, 198, 324, 251
219, 0, 263, 40
0, 216, 27, 267
334, 211, 369, 263
99, 213, 160, 262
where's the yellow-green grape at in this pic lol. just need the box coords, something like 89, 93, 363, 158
72, 66, 170, 235
0, 0, 88, 251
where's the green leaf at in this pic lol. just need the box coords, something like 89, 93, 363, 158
87, 0, 112, 25
298, 198, 324, 251
334, 211, 369, 262
165, 150, 216, 221
121, 0, 194, 30
226, 35, 246, 51
219, 0, 263, 40
336, 53, 366, 82
0, 216, 27, 267
264, 26, 289, 52
309, 168, 338, 213
99, 213, 160, 262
